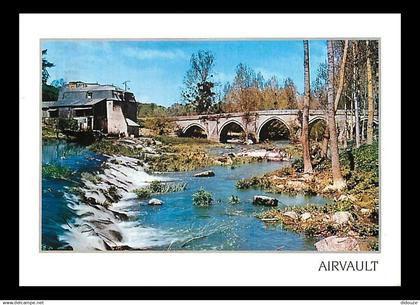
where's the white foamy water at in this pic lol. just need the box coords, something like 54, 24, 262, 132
58, 155, 179, 251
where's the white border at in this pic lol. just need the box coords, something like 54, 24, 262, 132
19, 14, 401, 286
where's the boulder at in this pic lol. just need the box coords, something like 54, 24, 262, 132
360, 208, 371, 215
332, 211, 353, 224
148, 198, 163, 205
338, 194, 357, 202
314, 236, 360, 252
253, 195, 278, 206
194, 170, 215, 177
283, 211, 299, 220
301, 212, 312, 221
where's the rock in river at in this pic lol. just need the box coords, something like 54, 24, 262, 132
283, 211, 299, 220
300, 212, 312, 221
148, 198, 163, 205
332, 211, 353, 224
314, 236, 360, 252
194, 170, 215, 177
253, 195, 278, 206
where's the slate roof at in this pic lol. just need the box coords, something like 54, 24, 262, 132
126, 118, 140, 127
48, 98, 106, 108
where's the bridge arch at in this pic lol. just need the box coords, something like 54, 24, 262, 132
309, 117, 327, 142
257, 117, 291, 142
219, 119, 246, 143
181, 123, 207, 138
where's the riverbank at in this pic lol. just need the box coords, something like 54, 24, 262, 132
88, 136, 292, 173
238, 143, 379, 251
42, 130, 379, 251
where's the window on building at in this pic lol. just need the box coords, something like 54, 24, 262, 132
48, 109, 59, 118
86, 92, 93, 99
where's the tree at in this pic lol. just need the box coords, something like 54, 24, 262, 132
326, 40, 346, 190
366, 40, 375, 144
301, 40, 313, 173
181, 50, 216, 114
283, 78, 298, 109
352, 41, 361, 148
42, 49, 55, 84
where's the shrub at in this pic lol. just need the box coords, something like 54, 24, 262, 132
291, 157, 304, 172
134, 181, 187, 199
57, 118, 78, 131
134, 188, 152, 199
42, 164, 73, 180
228, 195, 240, 204
192, 188, 213, 206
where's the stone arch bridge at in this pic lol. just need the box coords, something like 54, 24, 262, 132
171, 109, 378, 143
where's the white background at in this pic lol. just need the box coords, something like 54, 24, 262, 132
19, 14, 401, 286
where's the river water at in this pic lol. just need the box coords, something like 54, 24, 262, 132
42, 140, 329, 251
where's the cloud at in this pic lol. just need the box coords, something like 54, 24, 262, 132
123, 47, 187, 60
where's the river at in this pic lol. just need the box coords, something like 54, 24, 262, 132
42, 140, 329, 251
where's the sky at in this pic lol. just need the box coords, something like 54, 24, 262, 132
41, 40, 327, 107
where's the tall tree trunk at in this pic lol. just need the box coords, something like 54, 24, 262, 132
321, 127, 329, 159
366, 40, 375, 144
302, 40, 313, 173
353, 41, 361, 148
327, 40, 346, 189
321, 40, 349, 158
343, 98, 348, 148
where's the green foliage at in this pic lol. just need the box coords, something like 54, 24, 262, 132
235, 175, 271, 190
42, 83, 59, 101
89, 140, 144, 159
134, 181, 187, 199
291, 158, 304, 172
192, 188, 213, 206
353, 143, 379, 173
181, 50, 216, 114
155, 136, 214, 145
138, 102, 167, 118
148, 180, 187, 193
134, 188, 152, 199
228, 195, 240, 204
104, 186, 122, 203
236, 176, 261, 189
57, 118, 78, 131
42, 164, 73, 180
42, 49, 55, 84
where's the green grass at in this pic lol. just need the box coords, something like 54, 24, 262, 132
134, 180, 187, 199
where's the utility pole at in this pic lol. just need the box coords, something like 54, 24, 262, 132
122, 80, 131, 91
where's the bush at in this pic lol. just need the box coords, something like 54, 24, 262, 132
134, 181, 187, 199
192, 188, 213, 206
228, 195, 240, 204
57, 118, 78, 131
42, 164, 73, 180
291, 157, 304, 172
134, 188, 152, 199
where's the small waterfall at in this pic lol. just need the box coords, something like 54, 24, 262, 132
58, 155, 179, 251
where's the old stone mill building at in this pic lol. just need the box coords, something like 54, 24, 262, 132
42, 81, 140, 137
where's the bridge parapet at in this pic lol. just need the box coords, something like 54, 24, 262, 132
168, 109, 377, 143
